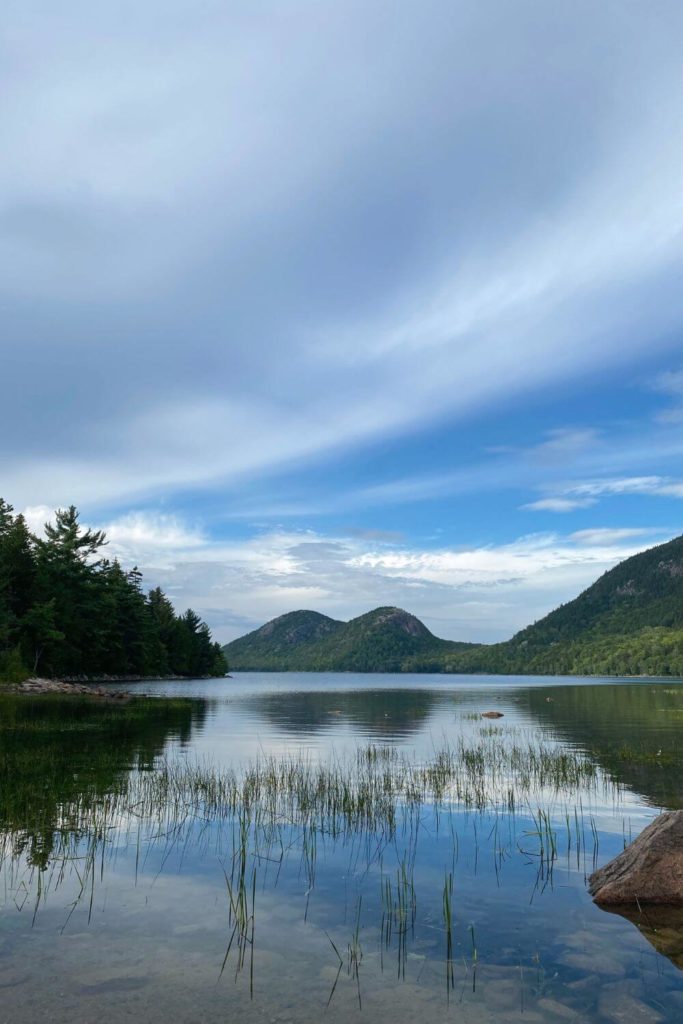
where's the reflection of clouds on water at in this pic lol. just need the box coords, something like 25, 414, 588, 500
2, 676, 682, 1022
165, 676, 683, 817
4, 796, 677, 1022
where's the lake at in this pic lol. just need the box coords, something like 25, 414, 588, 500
1, 673, 682, 1022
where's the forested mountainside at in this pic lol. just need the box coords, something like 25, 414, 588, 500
0, 499, 227, 681
224, 605, 475, 672
224, 610, 344, 670
225, 535, 683, 676
434, 533, 683, 676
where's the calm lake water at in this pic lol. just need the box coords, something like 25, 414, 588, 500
1, 673, 682, 1022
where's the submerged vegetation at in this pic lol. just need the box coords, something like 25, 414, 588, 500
1, 716, 615, 1003
0, 728, 619, 1006
0, 497, 227, 681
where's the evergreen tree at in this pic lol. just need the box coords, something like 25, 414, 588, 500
20, 599, 63, 675
147, 587, 179, 675
0, 499, 16, 652
34, 505, 108, 675
0, 498, 227, 682
0, 502, 39, 676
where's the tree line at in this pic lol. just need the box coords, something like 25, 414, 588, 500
403, 626, 683, 678
0, 499, 227, 681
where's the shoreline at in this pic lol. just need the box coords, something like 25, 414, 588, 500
60, 673, 230, 683
1, 673, 230, 699
8, 677, 132, 700
225, 667, 683, 680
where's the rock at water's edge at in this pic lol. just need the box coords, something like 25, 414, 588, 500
589, 810, 683, 906
13, 678, 131, 700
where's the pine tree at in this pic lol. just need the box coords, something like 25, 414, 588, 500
34, 506, 108, 675
0, 498, 227, 682
0, 502, 39, 677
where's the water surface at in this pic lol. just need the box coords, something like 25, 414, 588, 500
1, 673, 682, 1022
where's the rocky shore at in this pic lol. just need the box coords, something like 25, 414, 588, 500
2, 672, 230, 698
11, 677, 131, 700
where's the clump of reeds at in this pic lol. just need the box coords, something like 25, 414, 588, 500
1, 728, 617, 987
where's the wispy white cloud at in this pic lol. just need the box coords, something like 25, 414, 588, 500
3, 5, 683, 509
103, 513, 205, 561
568, 527, 665, 546
651, 366, 683, 423
565, 476, 683, 497
5, 5, 683, 644
21, 505, 56, 536
524, 475, 683, 513
652, 368, 683, 396
522, 497, 596, 513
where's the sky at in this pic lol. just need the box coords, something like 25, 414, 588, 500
3, 1, 683, 643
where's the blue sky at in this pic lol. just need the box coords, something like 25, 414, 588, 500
3, 1, 683, 642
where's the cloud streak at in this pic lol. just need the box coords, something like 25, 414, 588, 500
522, 498, 596, 513
3, 3, 683, 510
525, 476, 683, 512
5, 4, 683, 642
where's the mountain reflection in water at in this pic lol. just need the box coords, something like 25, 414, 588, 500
1, 674, 682, 1023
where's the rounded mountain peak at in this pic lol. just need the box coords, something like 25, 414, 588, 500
352, 606, 434, 638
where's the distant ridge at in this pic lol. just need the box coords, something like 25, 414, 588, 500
222, 610, 343, 670
223, 606, 475, 672
451, 532, 683, 676
223, 535, 683, 676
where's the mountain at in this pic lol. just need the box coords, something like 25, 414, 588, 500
224, 535, 683, 676
437, 533, 683, 676
224, 606, 475, 672
223, 610, 343, 670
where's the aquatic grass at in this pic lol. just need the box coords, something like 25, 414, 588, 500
0, 733, 616, 878
379, 848, 416, 979
443, 870, 454, 996
2, 688, 681, 1018
1, 729, 617, 992
467, 922, 478, 994
220, 812, 256, 996
348, 894, 363, 1008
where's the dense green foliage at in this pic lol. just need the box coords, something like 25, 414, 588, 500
430, 626, 683, 677
224, 606, 475, 671
0, 498, 227, 681
226, 536, 683, 676
434, 534, 683, 677
224, 609, 344, 669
